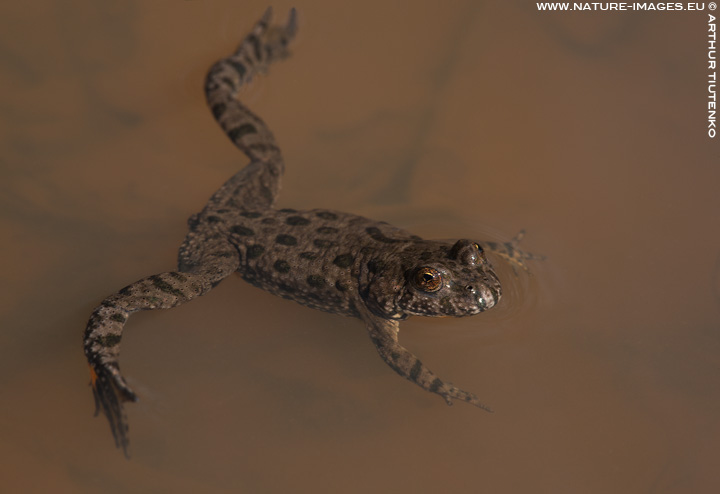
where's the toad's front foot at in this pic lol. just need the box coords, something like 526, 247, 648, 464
481, 229, 545, 274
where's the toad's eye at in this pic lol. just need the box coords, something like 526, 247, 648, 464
473, 242, 483, 253
413, 267, 442, 292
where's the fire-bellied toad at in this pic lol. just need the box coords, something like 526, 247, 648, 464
83, 8, 540, 457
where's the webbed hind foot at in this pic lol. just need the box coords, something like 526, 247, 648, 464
89, 363, 137, 458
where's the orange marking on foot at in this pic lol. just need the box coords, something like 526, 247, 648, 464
89, 365, 99, 389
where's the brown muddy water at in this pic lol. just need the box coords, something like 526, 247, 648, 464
1, 1, 719, 493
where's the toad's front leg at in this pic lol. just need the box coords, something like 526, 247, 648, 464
480, 230, 545, 274
356, 304, 493, 412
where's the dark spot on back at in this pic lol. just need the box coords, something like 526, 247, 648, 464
207, 216, 221, 223
278, 282, 296, 294
315, 211, 338, 220
261, 218, 276, 224
317, 226, 338, 234
276, 234, 298, 246
247, 244, 265, 259
366, 226, 407, 244
313, 239, 336, 248
286, 216, 310, 226
240, 211, 262, 218
307, 275, 326, 288
279, 208, 297, 213
274, 260, 291, 273
300, 251, 318, 260
335, 280, 347, 292
333, 254, 354, 269
231, 225, 255, 236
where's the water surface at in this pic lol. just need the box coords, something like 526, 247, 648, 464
1, 1, 718, 492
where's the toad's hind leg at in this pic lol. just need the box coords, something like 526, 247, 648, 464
204, 7, 298, 210
83, 238, 240, 457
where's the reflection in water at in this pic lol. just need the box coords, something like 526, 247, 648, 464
532, 6, 642, 57
319, 2, 483, 206
0, 2, 141, 224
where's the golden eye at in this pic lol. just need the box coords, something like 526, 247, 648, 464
473, 242, 483, 252
414, 267, 442, 292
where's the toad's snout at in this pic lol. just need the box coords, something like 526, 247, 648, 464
476, 283, 500, 311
